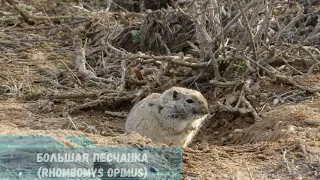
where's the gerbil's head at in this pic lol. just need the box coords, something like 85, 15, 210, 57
159, 87, 209, 120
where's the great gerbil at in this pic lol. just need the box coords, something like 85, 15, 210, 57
125, 87, 209, 147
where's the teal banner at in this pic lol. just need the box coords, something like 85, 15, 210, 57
0, 136, 183, 179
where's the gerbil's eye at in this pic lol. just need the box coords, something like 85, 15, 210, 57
186, 99, 194, 103
173, 90, 180, 100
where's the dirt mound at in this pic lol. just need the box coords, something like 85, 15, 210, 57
231, 99, 320, 144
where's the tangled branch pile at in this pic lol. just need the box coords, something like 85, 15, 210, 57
1, 0, 320, 121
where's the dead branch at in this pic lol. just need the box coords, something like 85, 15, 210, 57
299, 46, 320, 64
209, 80, 241, 87
172, 1, 221, 79
239, 2, 258, 62
129, 53, 210, 68
155, 61, 169, 86
4, 0, 86, 25
307, 62, 320, 75
4, 0, 35, 24
240, 79, 262, 121
279, 57, 304, 75
2, 19, 89, 32
131, 84, 153, 104
180, 72, 211, 87
46, 90, 118, 100
275, 74, 320, 93
118, 59, 126, 95
304, 21, 320, 42
281, 149, 292, 174
256, 1, 272, 43
245, 162, 254, 180
65, 113, 79, 131
69, 93, 136, 114
216, 101, 252, 114
74, 41, 114, 84
104, 110, 127, 118
272, 2, 304, 42
0, 10, 13, 16
223, 0, 261, 34
130, 58, 173, 103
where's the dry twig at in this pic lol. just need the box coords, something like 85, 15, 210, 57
69, 93, 136, 114
4, 0, 87, 25
74, 40, 114, 84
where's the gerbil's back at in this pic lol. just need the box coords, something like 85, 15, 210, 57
125, 93, 160, 132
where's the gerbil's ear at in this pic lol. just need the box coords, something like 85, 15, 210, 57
173, 90, 181, 100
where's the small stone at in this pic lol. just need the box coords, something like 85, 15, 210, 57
287, 125, 296, 132
265, 105, 273, 111
273, 98, 280, 105
228, 133, 233, 138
